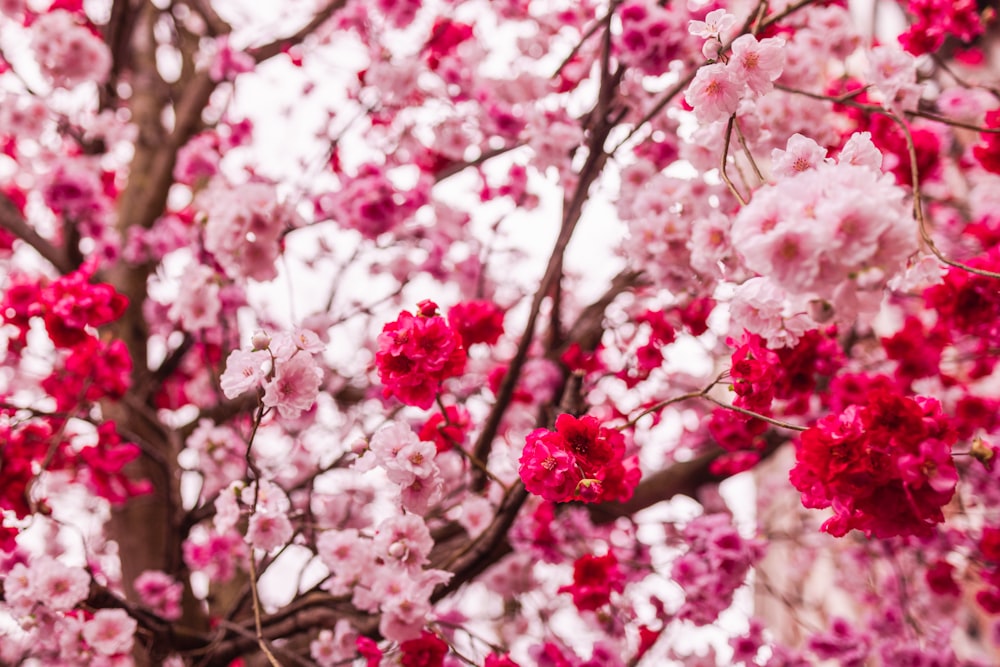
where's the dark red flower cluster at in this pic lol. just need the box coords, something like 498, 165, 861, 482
446, 299, 504, 348
41, 337, 131, 410
709, 334, 779, 475
790, 389, 958, 538
924, 247, 1000, 349
617, 308, 676, 388
975, 527, 1000, 614
973, 109, 1000, 175
399, 630, 448, 667
418, 404, 470, 452
423, 18, 474, 70
375, 300, 466, 409
2, 265, 127, 351
729, 334, 780, 414
881, 316, 948, 386
709, 330, 843, 476
519, 414, 640, 504
0, 417, 147, 523
557, 552, 624, 611
897, 0, 985, 56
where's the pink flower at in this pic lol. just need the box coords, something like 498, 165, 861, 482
262, 353, 322, 419
134, 570, 183, 621
727, 35, 785, 96
317, 528, 373, 595
310, 621, 357, 667
867, 46, 923, 113
838, 132, 882, 170
31, 556, 91, 612
398, 473, 443, 515
770, 133, 828, 179
684, 63, 741, 124
373, 515, 434, 570
246, 512, 294, 553
219, 349, 269, 399
83, 609, 137, 656
168, 263, 220, 332
688, 8, 736, 40
31, 10, 112, 88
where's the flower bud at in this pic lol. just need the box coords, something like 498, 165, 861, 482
251, 330, 271, 350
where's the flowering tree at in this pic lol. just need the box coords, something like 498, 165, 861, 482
2, 0, 1000, 664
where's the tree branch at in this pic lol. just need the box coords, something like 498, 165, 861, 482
0, 193, 73, 274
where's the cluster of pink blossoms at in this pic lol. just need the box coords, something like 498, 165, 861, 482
29, 9, 111, 88
671, 513, 766, 626
316, 513, 452, 643
2, 555, 136, 662
355, 421, 446, 514
731, 132, 916, 327
197, 180, 300, 282
220, 329, 325, 419
896, 0, 985, 56
315, 162, 430, 240
684, 16, 785, 124
615, 0, 691, 76
790, 387, 958, 538
375, 300, 467, 409
519, 413, 640, 504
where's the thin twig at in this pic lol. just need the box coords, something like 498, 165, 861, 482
720, 115, 748, 205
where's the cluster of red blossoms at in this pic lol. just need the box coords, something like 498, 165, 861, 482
896, 0, 985, 56
375, 300, 467, 410
519, 413, 640, 504
558, 552, 625, 611
790, 388, 958, 538
0, 265, 146, 545
375, 300, 503, 410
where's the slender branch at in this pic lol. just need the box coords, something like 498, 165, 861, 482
0, 193, 73, 273
701, 394, 807, 431
247, 0, 349, 64
720, 115, 748, 205
733, 116, 765, 183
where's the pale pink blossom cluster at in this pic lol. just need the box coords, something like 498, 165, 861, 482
0, 95, 49, 138
685, 33, 785, 124
220, 329, 325, 420
173, 133, 222, 186
4, 555, 90, 614
355, 422, 444, 514
240, 480, 295, 553
728, 276, 818, 349
617, 167, 733, 291
187, 419, 247, 499
310, 620, 358, 666
183, 527, 247, 582
316, 514, 452, 642
866, 46, 925, 114
168, 262, 220, 332
30, 10, 112, 88
0, 0, 25, 20
134, 570, 183, 621
0, 556, 136, 663
198, 180, 300, 281
376, 0, 422, 29
731, 132, 916, 327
